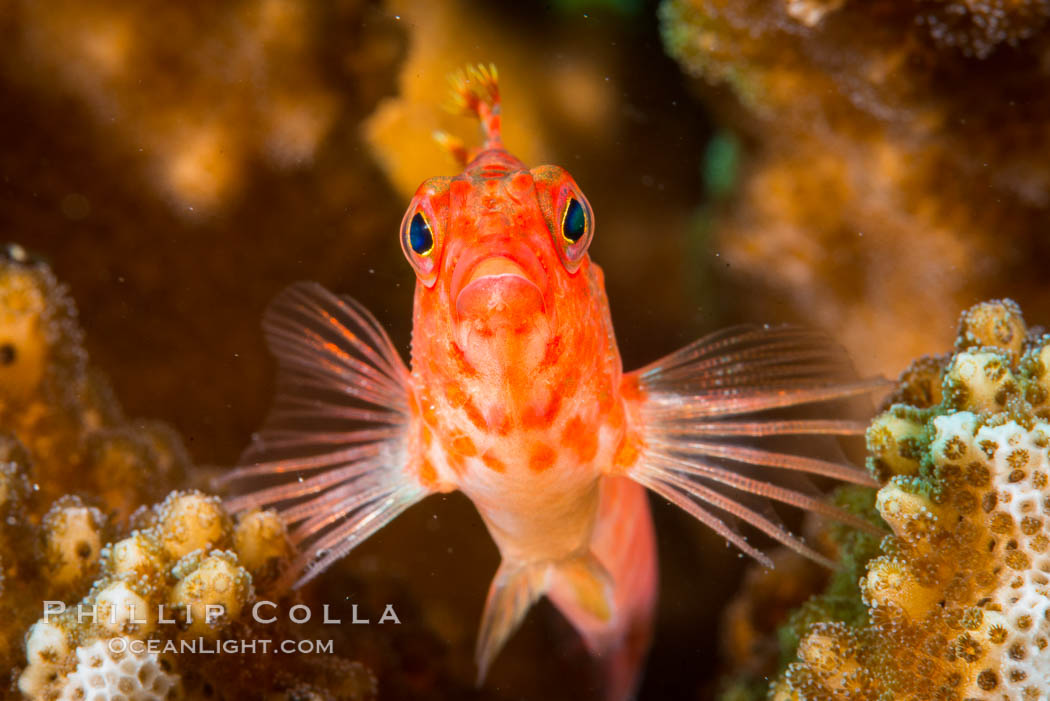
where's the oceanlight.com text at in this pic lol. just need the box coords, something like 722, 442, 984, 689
108, 636, 336, 656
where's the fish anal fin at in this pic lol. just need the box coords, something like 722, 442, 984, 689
475, 561, 549, 686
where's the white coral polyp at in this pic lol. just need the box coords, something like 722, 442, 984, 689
932, 415, 1050, 699
58, 638, 179, 701
978, 421, 1050, 697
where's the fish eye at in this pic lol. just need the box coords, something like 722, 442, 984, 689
562, 198, 587, 244
409, 211, 434, 256
399, 176, 450, 287
529, 165, 593, 272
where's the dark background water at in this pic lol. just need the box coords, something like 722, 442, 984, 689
0, 1, 840, 699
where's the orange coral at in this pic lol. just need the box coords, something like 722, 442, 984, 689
662, 0, 1050, 378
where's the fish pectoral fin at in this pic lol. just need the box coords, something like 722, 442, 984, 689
549, 552, 614, 624
624, 325, 889, 569
216, 282, 432, 592
475, 560, 550, 686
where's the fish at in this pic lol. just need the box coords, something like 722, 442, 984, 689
219, 64, 884, 700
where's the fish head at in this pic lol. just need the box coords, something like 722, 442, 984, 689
400, 149, 597, 365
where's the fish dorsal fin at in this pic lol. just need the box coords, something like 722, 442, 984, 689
624, 325, 890, 568
434, 63, 504, 167
218, 281, 431, 591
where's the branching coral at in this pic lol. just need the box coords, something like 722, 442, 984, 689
660, 0, 1050, 377
2, 0, 401, 213
766, 299, 1050, 700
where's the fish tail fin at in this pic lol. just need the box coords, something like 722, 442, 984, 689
549, 477, 658, 701
623, 325, 889, 569
216, 282, 431, 591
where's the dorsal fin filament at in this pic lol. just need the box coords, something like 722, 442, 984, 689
436, 63, 503, 166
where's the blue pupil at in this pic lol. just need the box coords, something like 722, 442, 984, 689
563, 198, 586, 243
409, 212, 433, 255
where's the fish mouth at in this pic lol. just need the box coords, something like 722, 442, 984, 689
453, 253, 547, 323
465, 256, 534, 286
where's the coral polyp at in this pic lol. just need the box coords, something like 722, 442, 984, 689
16, 488, 379, 700
58, 638, 181, 701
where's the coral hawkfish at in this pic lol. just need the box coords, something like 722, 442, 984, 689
221, 65, 882, 699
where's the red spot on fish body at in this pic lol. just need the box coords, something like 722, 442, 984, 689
419, 457, 437, 487
529, 443, 556, 473
562, 415, 599, 463
445, 380, 488, 431
445, 382, 469, 407
463, 398, 488, 431
450, 179, 472, 199
450, 433, 478, 457
613, 431, 644, 472
540, 335, 563, 369
620, 374, 646, 403
481, 452, 506, 473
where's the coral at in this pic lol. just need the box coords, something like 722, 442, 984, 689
169, 549, 252, 638
41, 496, 109, 592
721, 548, 829, 681
0, 253, 375, 699
0, 437, 33, 555
661, 0, 1050, 378
58, 638, 180, 701
154, 492, 231, 561
767, 300, 1050, 700
0, 251, 196, 682
18, 488, 376, 700
20, 621, 75, 700
1, 0, 399, 214
718, 487, 884, 701
0, 250, 187, 515
232, 509, 294, 580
